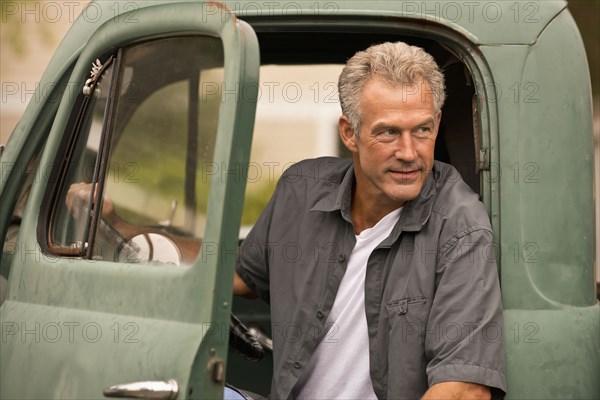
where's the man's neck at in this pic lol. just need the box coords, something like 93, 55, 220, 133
351, 191, 403, 234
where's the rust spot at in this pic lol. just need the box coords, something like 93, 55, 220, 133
207, 1, 237, 22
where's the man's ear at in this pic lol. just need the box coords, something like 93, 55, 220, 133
339, 115, 358, 153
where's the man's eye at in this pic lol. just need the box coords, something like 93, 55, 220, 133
414, 127, 432, 136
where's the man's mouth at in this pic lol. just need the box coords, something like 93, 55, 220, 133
389, 169, 420, 181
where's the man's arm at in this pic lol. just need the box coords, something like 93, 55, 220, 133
424, 228, 506, 397
421, 382, 491, 400
66, 182, 144, 238
233, 272, 257, 299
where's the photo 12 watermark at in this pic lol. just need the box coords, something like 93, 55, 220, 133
1, 321, 140, 344
398, 1, 541, 24
1, 1, 140, 24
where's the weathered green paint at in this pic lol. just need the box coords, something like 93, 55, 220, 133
504, 307, 599, 399
1, 1, 597, 399
1, 300, 204, 398
479, 8, 599, 399
1, 1, 259, 399
480, 8, 596, 312
222, 0, 566, 45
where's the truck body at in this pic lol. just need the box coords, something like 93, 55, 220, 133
0, 1, 598, 398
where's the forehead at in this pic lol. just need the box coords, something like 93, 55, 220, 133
360, 77, 436, 115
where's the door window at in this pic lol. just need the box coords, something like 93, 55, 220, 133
48, 36, 224, 265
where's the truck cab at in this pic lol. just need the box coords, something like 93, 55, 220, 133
1, 1, 598, 399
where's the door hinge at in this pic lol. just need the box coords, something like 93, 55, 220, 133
208, 358, 225, 383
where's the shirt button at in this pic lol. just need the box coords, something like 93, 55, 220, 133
293, 361, 302, 369
337, 254, 345, 262
316, 310, 325, 319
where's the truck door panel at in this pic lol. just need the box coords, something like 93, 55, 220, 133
0, 3, 259, 399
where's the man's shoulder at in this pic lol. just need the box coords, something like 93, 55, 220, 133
268, 157, 352, 212
280, 157, 352, 184
431, 161, 491, 230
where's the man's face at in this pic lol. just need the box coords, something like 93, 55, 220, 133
339, 76, 440, 211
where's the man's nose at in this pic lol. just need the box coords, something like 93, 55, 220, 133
393, 132, 418, 162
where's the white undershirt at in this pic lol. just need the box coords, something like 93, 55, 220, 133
293, 208, 402, 400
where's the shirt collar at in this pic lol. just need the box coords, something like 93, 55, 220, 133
397, 166, 437, 231
310, 163, 355, 223
378, 170, 437, 248
310, 160, 438, 232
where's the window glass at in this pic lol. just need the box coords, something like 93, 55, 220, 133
93, 36, 223, 264
51, 36, 224, 265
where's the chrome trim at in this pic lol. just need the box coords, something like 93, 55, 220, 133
103, 379, 178, 400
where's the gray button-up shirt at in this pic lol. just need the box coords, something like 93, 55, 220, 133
237, 157, 506, 399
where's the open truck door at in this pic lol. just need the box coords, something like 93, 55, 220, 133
0, 2, 259, 398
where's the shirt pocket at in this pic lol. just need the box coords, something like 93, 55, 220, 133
385, 296, 429, 345
386, 296, 427, 315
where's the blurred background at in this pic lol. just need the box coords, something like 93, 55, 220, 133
1, 1, 599, 273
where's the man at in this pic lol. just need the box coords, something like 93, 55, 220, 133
233, 41, 505, 399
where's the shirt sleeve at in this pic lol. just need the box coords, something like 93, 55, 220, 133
235, 180, 283, 304
425, 227, 506, 397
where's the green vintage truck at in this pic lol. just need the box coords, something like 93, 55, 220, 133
0, 1, 598, 399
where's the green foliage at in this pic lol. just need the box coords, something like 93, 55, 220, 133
241, 180, 277, 226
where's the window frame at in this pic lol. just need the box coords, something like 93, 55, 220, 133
42, 50, 120, 258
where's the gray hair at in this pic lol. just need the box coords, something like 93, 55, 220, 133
338, 41, 446, 135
